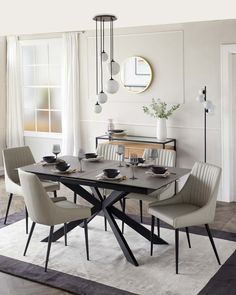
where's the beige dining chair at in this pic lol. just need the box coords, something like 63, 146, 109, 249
19, 169, 91, 272
97, 143, 121, 161
2, 146, 60, 233
122, 148, 176, 233
148, 161, 221, 274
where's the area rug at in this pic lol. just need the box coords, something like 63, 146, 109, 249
0, 214, 235, 295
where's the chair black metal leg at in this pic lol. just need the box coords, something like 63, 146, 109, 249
64, 223, 67, 246
205, 224, 221, 265
53, 191, 57, 198
156, 218, 160, 237
121, 198, 126, 234
25, 206, 29, 234
23, 222, 36, 256
185, 227, 191, 248
103, 195, 107, 231
150, 216, 155, 256
84, 219, 89, 260
4, 193, 13, 224
175, 229, 179, 274
45, 226, 54, 272
139, 200, 143, 223
74, 192, 77, 204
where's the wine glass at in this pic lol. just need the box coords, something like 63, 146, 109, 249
78, 148, 85, 172
52, 144, 61, 160
149, 149, 158, 164
129, 153, 138, 180
117, 145, 125, 167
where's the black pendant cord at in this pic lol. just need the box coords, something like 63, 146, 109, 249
111, 20, 114, 61
110, 19, 113, 79
95, 20, 98, 96
100, 21, 103, 92
102, 20, 105, 53
204, 86, 207, 163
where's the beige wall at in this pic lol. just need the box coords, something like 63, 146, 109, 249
0, 37, 6, 173
79, 20, 236, 192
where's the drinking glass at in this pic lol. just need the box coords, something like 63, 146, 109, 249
117, 145, 125, 167
78, 148, 85, 172
129, 153, 138, 180
52, 144, 61, 159
149, 149, 158, 164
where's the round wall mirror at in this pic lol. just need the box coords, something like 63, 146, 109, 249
120, 56, 152, 93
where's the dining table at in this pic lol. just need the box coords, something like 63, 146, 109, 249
22, 156, 190, 266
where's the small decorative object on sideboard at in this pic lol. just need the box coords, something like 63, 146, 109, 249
107, 118, 115, 131
143, 98, 180, 141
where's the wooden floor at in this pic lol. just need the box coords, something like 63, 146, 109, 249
0, 176, 235, 294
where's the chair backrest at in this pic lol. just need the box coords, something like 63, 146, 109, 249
181, 162, 221, 208
143, 148, 176, 167
96, 143, 120, 161
19, 169, 56, 225
2, 146, 35, 184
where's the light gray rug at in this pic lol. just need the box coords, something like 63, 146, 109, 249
0, 216, 235, 295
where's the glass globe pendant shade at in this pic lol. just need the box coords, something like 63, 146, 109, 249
196, 93, 205, 103
108, 60, 120, 75
101, 51, 108, 62
94, 102, 102, 113
203, 100, 213, 110
208, 106, 214, 114
98, 91, 108, 104
106, 78, 119, 94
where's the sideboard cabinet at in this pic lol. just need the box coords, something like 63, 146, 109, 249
95, 135, 176, 158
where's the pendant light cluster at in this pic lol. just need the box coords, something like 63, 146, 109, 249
93, 15, 120, 114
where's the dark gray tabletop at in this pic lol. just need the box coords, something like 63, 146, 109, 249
22, 156, 190, 195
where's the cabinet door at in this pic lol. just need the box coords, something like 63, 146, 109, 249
126, 148, 144, 158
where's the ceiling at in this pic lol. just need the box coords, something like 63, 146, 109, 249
0, 0, 236, 36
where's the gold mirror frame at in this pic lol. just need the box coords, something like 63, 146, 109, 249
120, 56, 153, 94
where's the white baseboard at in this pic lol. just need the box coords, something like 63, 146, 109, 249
0, 166, 4, 176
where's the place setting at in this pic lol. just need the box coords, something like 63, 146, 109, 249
35, 144, 62, 166
83, 153, 104, 162
145, 165, 170, 178
96, 168, 127, 181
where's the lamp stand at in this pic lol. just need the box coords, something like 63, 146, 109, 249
203, 86, 207, 163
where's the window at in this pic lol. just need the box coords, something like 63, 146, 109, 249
21, 38, 63, 135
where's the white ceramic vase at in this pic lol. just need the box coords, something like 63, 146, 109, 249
156, 118, 167, 141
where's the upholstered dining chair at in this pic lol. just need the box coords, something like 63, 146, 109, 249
148, 161, 221, 274
96, 143, 123, 230
122, 148, 176, 233
97, 143, 121, 161
2, 146, 60, 233
19, 169, 91, 272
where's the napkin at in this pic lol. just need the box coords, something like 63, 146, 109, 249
51, 168, 79, 174
96, 173, 126, 181
145, 170, 170, 178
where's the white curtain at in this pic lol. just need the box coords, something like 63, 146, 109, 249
6, 36, 24, 147
61, 32, 80, 155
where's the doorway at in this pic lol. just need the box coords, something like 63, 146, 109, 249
221, 44, 236, 202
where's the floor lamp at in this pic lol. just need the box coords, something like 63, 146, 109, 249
196, 86, 214, 163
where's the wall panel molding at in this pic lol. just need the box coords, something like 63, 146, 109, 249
86, 29, 185, 104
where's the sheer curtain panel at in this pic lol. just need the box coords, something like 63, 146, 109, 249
6, 36, 24, 147
61, 32, 80, 155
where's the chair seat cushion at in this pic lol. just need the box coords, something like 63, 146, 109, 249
51, 197, 67, 203
127, 183, 175, 202
148, 203, 200, 228
53, 201, 91, 223
41, 181, 60, 192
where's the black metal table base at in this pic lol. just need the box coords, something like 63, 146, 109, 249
41, 180, 168, 266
